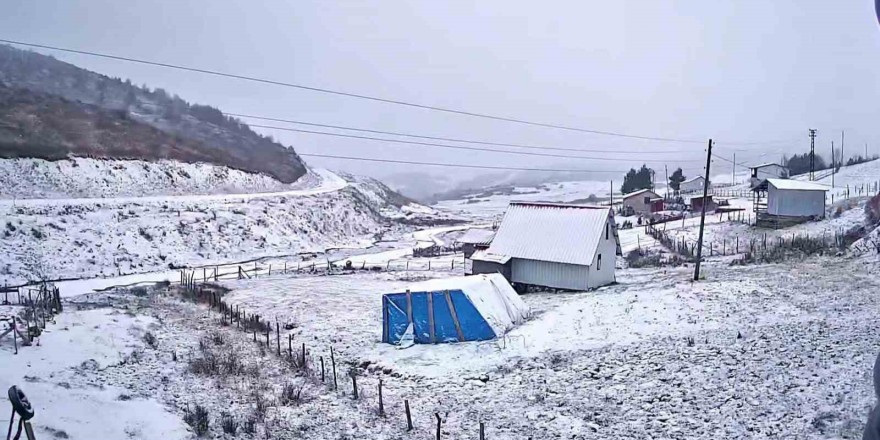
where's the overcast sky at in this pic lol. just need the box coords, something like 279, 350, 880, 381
3, 1, 880, 186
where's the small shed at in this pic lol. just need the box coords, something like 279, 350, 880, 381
689, 195, 716, 213
749, 163, 789, 187
621, 189, 662, 214
469, 250, 511, 278
381, 274, 529, 345
680, 176, 708, 194
456, 228, 495, 258
482, 202, 621, 291
751, 179, 827, 226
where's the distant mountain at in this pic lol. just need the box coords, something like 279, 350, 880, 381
0, 44, 306, 182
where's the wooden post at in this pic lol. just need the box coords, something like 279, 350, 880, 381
435, 413, 442, 440
288, 334, 293, 360
12, 318, 18, 354
444, 290, 465, 342
331, 346, 338, 390
265, 327, 270, 347
405, 400, 413, 431
301, 343, 306, 369
693, 139, 713, 281
378, 379, 385, 416
480, 422, 485, 440
320, 356, 325, 382
276, 322, 281, 355
427, 292, 436, 343
268, 264, 272, 276
351, 372, 359, 399
284, 262, 287, 274
405, 290, 413, 327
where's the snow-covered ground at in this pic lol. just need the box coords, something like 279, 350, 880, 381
0, 160, 453, 285
0, 158, 340, 200
8, 255, 878, 439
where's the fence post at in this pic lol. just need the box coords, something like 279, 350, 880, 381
405, 399, 413, 431
320, 356, 325, 382
480, 422, 485, 440
378, 379, 385, 416
276, 322, 281, 355
331, 346, 338, 390
351, 371, 359, 400
435, 413, 442, 440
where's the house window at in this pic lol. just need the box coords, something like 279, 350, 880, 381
644, 196, 651, 204
605, 223, 609, 240
597, 254, 602, 270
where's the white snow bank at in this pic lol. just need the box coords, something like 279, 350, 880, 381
405, 273, 530, 337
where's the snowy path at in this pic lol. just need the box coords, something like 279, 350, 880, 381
0, 168, 347, 207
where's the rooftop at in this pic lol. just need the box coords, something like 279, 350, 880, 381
752, 178, 829, 192
486, 202, 615, 266
621, 188, 659, 199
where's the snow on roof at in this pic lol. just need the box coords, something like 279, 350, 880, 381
750, 162, 788, 170
456, 228, 495, 245
486, 202, 614, 266
621, 188, 659, 200
404, 273, 530, 336
470, 250, 511, 264
682, 176, 704, 184
767, 178, 828, 191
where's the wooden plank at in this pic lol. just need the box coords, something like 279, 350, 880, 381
405, 289, 413, 325
381, 296, 389, 343
444, 290, 465, 342
427, 291, 435, 344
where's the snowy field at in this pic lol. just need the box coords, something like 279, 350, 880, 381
5, 255, 880, 439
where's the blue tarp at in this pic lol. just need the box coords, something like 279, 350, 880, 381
382, 290, 496, 344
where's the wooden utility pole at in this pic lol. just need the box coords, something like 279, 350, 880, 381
664, 165, 669, 199
610, 180, 613, 207
831, 141, 835, 188
841, 130, 845, 166
809, 129, 818, 178
732, 153, 736, 185
693, 139, 713, 281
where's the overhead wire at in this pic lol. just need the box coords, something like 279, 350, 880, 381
0, 38, 797, 147
251, 123, 707, 163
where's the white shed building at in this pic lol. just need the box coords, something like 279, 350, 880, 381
621, 188, 662, 214
752, 178, 828, 220
749, 163, 789, 187
478, 202, 621, 291
680, 176, 708, 194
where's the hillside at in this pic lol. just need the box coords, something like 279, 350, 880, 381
0, 44, 306, 182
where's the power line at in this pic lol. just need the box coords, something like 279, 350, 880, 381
299, 153, 705, 174
229, 113, 702, 155
252, 123, 707, 163
1, 38, 793, 146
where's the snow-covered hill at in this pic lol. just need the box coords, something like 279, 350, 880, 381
0, 158, 322, 199
0, 159, 451, 284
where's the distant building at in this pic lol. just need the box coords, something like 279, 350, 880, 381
621, 188, 662, 214
749, 163, 789, 187
751, 178, 828, 227
456, 228, 495, 259
473, 202, 621, 291
680, 176, 708, 194
689, 195, 716, 213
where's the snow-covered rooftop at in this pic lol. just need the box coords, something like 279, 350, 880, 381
622, 188, 660, 200
486, 202, 614, 266
767, 178, 829, 191
750, 162, 788, 170
456, 228, 495, 245
682, 176, 704, 184
471, 250, 511, 264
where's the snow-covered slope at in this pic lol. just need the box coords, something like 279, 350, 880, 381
0, 160, 448, 284
0, 158, 336, 199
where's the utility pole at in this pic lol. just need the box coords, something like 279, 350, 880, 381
809, 129, 817, 181
664, 165, 669, 199
693, 139, 713, 281
732, 152, 736, 185
831, 141, 835, 188
841, 130, 845, 166
867, 143, 870, 161
610, 180, 613, 208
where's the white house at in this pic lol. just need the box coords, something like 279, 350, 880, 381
475, 202, 621, 291
621, 188, 662, 214
749, 163, 789, 187
680, 176, 708, 194
752, 178, 827, 219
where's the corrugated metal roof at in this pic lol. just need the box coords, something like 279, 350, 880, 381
621, 188, 660, 200
486, 202, 615, 266
767, 178, 828, 191
682, 176, 704, 184
456, 228, 495, 245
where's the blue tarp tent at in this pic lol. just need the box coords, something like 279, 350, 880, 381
382, 274, 529, 345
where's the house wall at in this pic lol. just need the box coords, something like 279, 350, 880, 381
471, 260, 511, 279
754, 165, 787, 180
622, 192, 658, 214
768, 189, 826, 217
588, 218, 618, 288
510, 258, 591, 290
681, 178, 706, 193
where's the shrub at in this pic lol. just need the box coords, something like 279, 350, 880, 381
241, 416, 257, 434
143, 331, 158, 349
183, 404, 210, 437
867, 192, 880, 225
279, 383, 305, 406
189, 353, 220, 376
220, 412, 237, 434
